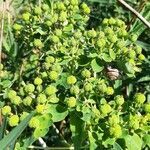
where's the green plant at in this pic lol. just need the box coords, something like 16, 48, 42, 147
0, 0, 150, 149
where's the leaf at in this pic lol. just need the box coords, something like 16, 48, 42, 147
1, 80, 12, 88
91, 59, 103, 72
136, 41, 150, 52
70, 111, 86, 150
63, 24, 74, 32
143, 134, 150, 147
113, 142, 123, 150
33, 128, 49, 139
88, 131, 98, 150
0, 112, 35, 150
46, 104, 68, 122
109, 49, 116, 60
124, 134, 142, 150
124, 62, 135, 74
0, 116, 7, 140
37, 114, 52, 129
101, 53, 112, 62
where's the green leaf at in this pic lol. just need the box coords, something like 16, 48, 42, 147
2, 80, 12, 88
37, 114, 52, 129
91, 59, 103, 72
0, 116, 7, 140
70, 111, 86, 150
88, 131, 98, 150
124, 62, 135, 74
103, 138, 115, 147
33, 128, 49, 139
101, 53, 112, 62
124, 134, 142, 150
63, 24, 74, 32
0, 112, 35, 150
109, 49, 116, 60
46, 104, 68, 122
143, 134, 150, 147
113, 142, 123, 150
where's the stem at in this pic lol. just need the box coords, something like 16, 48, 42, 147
118, 0, 150, 29
0, 1, 5, 92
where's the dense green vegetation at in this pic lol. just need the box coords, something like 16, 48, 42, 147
0, 0, 150, 149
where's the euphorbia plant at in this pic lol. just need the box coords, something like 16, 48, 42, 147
1, 0, 149, 149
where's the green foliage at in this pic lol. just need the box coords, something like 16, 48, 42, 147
0, 0, 150, 149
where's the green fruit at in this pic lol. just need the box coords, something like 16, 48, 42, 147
70, 0, 78, 6
84, 83, 93, 92
144, 103, 150, 113
104, 27, 114, 35
102, 18, 109, 25
2, 106, 11, 115
37, 93, 47, 104
135, 46, 142, 54
34, 39, 43, 48
34, 6, 42, 15
36, 104, 45, 113
81, 69, 91, 78
45, 85, 57, 96
24, 84, 35, 93
51, 64, 61, 72
46, 20, 52, 26
51, 14, 58, 23
57, 2, 66, 10
29, 117, 39, 128
101, 104, 112, 115
67, 75, 77, 85
51, 35, 59, 43
97, 39, 106, 48
55, 29, 62, 37
138, 54, 145, 61
106, 87, 114, 95
49, 71, 59, 81
22, 12, 30, 21
115, 95, 124, 106
108, 115, 120, 126
67, 97, 77, 107
42, 4, 49, 11
97, 83, 107, 93
129, 115, 140, 130
81, 3, 90, 14
7, 90, 17, 99
13, 23, 22, 31
74, 31, 82, 39
23, 96, 32, 106
11, 96, 22, 105
116, 19, 124, 27
130, 34, 138, 42
9, 115, 19, 127
134, 93, 146, 104
116, 41, 125, 48
109, 124, 122, 138
59, 11, 67, 21
70, 85, 80, 95
128, 50, 136, 59
108, 35, 117, 43
108, 18, 116, 25
34, 77, 43, 85
87, 29, 97, 38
